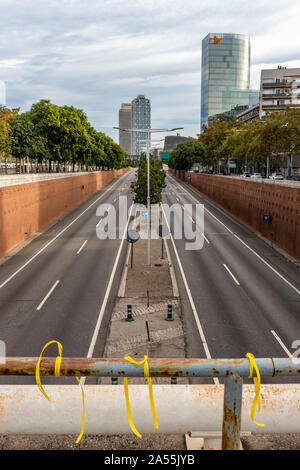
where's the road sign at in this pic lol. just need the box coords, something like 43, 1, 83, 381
161, 152, 170, 162
263, 214, 272, 223
127, 230, 140, 269
141, 210, 152, 217
127, 230, 140, 243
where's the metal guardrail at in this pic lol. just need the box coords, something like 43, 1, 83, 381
0, 357, 299, 377
0, 357, 299, 450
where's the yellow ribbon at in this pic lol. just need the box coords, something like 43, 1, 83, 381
35, 340, 63, 403
75, 377, 85, 444
246, 353, 264, 427
35, 340, 86, 443
123, 355, 158, 438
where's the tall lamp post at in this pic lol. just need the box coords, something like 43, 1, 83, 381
113, 126, 183, 265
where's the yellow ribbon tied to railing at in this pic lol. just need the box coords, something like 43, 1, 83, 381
35, 340, 86, 443
246, 352, 264, 427
123, 355, 158, 439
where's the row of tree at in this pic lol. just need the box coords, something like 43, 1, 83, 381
0, 100, 127, 172
169, 107, 300, 174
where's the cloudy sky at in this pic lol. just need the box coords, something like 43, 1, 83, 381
0, 0, 300, 144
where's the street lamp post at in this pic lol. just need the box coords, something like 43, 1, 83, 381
113, 126, 183, 265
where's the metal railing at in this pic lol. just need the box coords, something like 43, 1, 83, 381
0, 357, 299, 450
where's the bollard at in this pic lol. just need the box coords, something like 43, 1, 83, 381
111, 377, 118, 385
125, 304, 134, 322
165, 304, 174, 322
171, 378, 177, 384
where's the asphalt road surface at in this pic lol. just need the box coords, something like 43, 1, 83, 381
0, 169, 136, 384
162, 173, 300, 384
0, 169, 299, 387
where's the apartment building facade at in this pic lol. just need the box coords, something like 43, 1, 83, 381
259, 66, 300, 118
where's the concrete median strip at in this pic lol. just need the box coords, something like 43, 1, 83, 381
106, 325, 185, 355
102, 213, 188, 391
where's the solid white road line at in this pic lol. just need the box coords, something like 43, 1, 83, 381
232, 233, 300, 296
117, 243, 131, 298
0, 171, 131, 290
223, 264, 240, 286
202, 233, 210, 244
161, 204, 219, 385
96, 208, 111, 227
173, 191, 210, 248
271, 330, 293, 358
164, 238, 179, 297
169, 175, 300, 296
82, 204, 134, 385
76, 240, 88, 255
36, 280, 60, 311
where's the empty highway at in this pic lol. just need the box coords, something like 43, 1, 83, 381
0, 169, 299, 386
0, 170, 135, 384
163, 173, 300, 383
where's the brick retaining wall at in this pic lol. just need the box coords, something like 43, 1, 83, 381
170, 169, 300, 260
0, 169, 129, 259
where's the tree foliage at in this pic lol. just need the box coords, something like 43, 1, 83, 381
0, 100, 126, 171
0, 106, 19, 157
131, 155, 166, 205
196, 108, 300, 174
169, 139, 205, 170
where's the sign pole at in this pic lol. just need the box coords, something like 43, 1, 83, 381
147, 131, 151, 266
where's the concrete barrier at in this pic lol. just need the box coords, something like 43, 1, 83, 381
0, 384, 298, 435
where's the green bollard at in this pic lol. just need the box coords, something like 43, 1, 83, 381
165, 304, 174, 321
112, 377, 118, 385
126, 304, 134, 322
171, 377, 177, 384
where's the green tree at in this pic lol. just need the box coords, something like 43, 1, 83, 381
58, 106, 91, 171
169, 139, 205, 170
131, 155, 166, 205
29, 100, 61, 172
198, 120, 238, 170
276, 107, 300, 176
10, 112, 48, 170
0, 107, 19, 172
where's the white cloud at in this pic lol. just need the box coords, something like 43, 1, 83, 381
0, 0, 299, 141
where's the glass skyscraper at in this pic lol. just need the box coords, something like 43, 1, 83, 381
131, 94, 151, 156
201, 33, 258, 130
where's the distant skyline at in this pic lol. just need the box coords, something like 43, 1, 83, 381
0, 0, 300, 142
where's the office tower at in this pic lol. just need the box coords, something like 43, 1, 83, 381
118, 103, 132, 155
131, 94, 151, 157
259, 66, 300, 118
201, 33, 258, 130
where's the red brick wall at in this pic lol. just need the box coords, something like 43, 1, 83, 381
0, 169, 129, 259
170, 169, 300, 259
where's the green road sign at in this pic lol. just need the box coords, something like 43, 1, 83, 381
161, 152, 171, 162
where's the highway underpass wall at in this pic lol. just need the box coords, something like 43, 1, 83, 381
170, 169, 300, 260
0, 169, 129, 259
